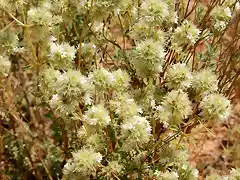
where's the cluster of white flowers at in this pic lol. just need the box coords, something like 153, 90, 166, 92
178, 164, 199, 180
1, 0, 237, 179
83, 104, 111, 127
191, 69, 218, 96
165, 63, 193, 90
92, 0, 121, 12
112, 69, 130, 90
49, 94, 61, 109
49, 94, 79, 116
140, 0, 178, 26
141, 0, 169, 25
90, 68, 130, 91
39, 68, 61, 98
82, 42, 96, 53
89, 68, 115, 90
0, 55, 11, 77
28, 2, 62, 26
130, 19, 166, 43
28, 6, 53, 26
158, 90, 192, 125
49, 42, 76, 70
86, 133, 106, 151
54, 70, 92, 100
110, 94, 142, 119
130, 39, 165, 78
81, 42, 97, 68
92, 21, 105, 33
200, 93, 231, 121
63, 148, 102, 178
171, 21, 200, 52
43, 69, 93, 116
211, 6, 232, 31
121, 115, 152, 150
0, 31, 19, 53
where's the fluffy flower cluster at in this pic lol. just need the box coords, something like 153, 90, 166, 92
47, 70, 92, 116
86, 133, 105, 151
112, 69, 130, 90
0, 55, 11, 77
200, 93, 231, 121
54, 70, 91, 100
158, 90, 192, 125
83, 104, 111, 127
49, 42, 76, 70
49, 94, 79, 116
121, 115, 152, 150
39, 68, 61, 97
171, 21, 200, 52
130, 39, 165, 78
165, 63, 192, 90
28, 6, 52, 26
28, 3, 62, 26
191, 69, 218, 96
63, 148, 102, 178
89, 68, 115, 90
130, 19, 166, 43
81, 42, 96, 56
0, 31, 19, 53
211, 6, 232, 31
141, 0, 169, 25
90, 68, 130, 91
0, 0, 237, 179
110, 94, 142, 119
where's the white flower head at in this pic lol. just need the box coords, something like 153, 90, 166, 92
171, 20, 200, 52
84, 104, 111, 127
90, 68, 116, 90
28, 6, 53, 25
160, 90, 192, 125
54, 70, 92, 101
77, 126, 87, 138
110, 94, 141, 119
200, 93, 231, 121
131, 39, 165, 78
121, 115, 152, 146
49, 42, 76, 70
165, 63, 192, 90
63, 148, 102, 177
191, 69, 218, 96
211, 6, 232, 31
141, 0, 169, 25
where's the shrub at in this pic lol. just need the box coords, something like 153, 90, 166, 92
0, 0, 240, 179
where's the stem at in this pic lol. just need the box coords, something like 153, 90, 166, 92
38, 155, 54, 180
